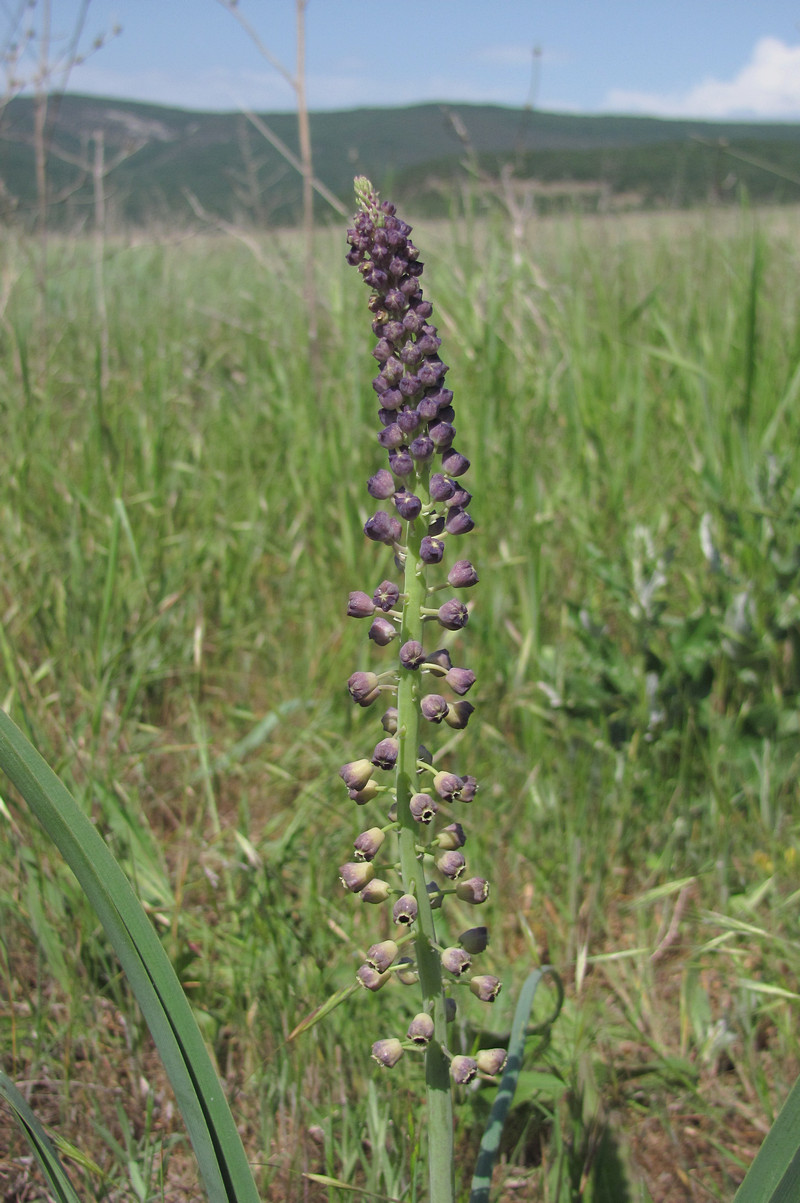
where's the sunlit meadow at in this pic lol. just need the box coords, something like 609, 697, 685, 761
2, 201, 800, 1201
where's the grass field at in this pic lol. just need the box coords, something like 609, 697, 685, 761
2, 201, 800, 1202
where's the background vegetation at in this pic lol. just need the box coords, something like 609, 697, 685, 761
2, 94, 800, 227
1, 199, 800, 1201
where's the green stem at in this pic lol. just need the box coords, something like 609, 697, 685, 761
395, 465, 454, 1203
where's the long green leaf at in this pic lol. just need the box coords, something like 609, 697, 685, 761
0, 709, 262, 1203
469, 966, 564, 1203
0, 1071, 83, 1203
733, 1074, 800, 1203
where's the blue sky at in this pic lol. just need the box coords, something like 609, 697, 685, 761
7, 0, 800, 119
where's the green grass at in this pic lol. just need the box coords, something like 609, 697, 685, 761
2, 204, 800, 1201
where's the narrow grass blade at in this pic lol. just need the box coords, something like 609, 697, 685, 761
733, 1074, 800, 1202
0, 1071, 83, 1203
0, 709, 262, 1203
469, 967, 564, 1203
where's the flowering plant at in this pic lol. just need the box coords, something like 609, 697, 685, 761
340, 178, 505, 1201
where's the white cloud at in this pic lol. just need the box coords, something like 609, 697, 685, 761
605, 36, 800, 120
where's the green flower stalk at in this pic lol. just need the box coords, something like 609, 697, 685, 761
341, 178, 497, 1201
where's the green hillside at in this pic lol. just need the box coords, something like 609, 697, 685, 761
1, 92, 800, 227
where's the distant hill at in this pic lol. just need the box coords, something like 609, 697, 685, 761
1, 92, 800, 228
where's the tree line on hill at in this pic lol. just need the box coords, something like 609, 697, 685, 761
1, 93, 799, 231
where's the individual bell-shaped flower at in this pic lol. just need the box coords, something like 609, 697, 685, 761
357, 964, 391, 991
410, 792, 437, 823
372, 1038, 404, 1067
441, 946, 471, 976
456, 876, 490, 904
444, 700, 474, 729
393, 894, 418, 926
437, 600, 469, 630
459, 926, 489, 954
372, 737, 399, 769
437, 822, 466, 850
339, 759, 374, 792
469, 975, 502, 1002
407, 1012, 435, 1046
436, 850, 466, 880
447, 560, 479, 588
366, 939, 399, 972
451, 1055, 478, 1085
360, 879, 391, 903
476, 1048, 507, 1075
347, 591, 375, 618
354, 827, 385, 861
339, 861, 375, 892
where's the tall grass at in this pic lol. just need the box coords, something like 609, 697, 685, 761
2, 204, 800, 1200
